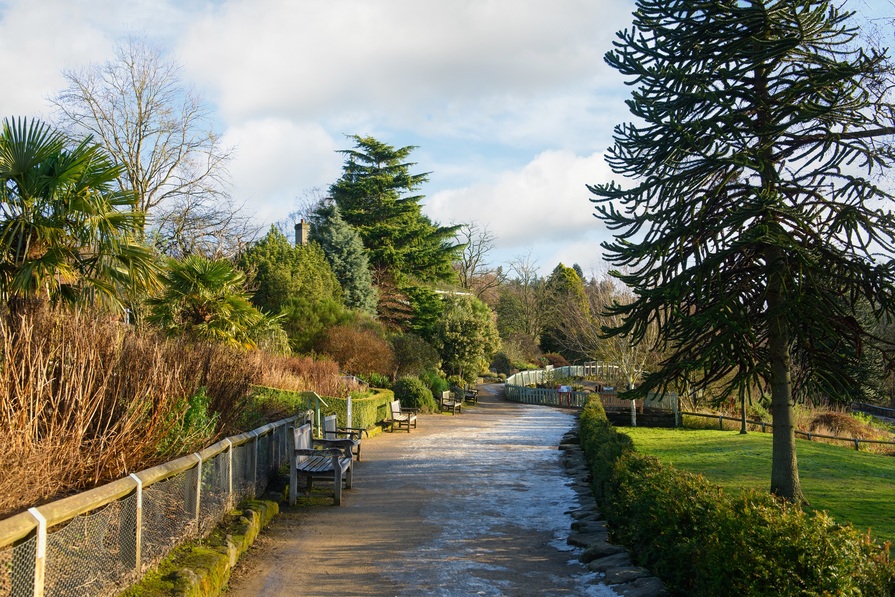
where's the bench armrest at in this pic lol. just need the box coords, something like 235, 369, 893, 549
338, 426, 369, 438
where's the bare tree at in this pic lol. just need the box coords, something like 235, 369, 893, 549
496, 251, 549, 341
454, 223, 504, 303
51, 37, 249, 256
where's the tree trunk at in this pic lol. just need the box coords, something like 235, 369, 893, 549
766, 247, 804, 503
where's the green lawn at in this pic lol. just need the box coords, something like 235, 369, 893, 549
620, 427, 895, 541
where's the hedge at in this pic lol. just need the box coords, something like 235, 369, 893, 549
249, 385, 395, 430
578, 397, 895, 596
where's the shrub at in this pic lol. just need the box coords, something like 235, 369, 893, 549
543, 352, 570, 367
490, 352, 512, 375
577, 396, 895, 596
391, 333, 441, 378
317, 324, 395, 377
393, 376, 437, 413
419, 369, 450, 396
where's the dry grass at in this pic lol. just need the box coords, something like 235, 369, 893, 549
253, 353, 363, 398
0, 305, 258, 517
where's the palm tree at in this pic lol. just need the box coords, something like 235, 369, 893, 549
148, 255, 282, 349
0, 117, 160, 312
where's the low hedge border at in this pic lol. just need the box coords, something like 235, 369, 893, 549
578, 397, 895, 596
121, 499, 278, 597
249, 385, 395, 431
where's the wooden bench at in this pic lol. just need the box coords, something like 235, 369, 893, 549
388, 399, 418, 432
440, 390, 462, 415
464, 387, 479, 405
321, 413, 367, 461
289, 422, 353, 506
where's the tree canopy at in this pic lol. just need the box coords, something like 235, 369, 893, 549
590, 0, 895, 502
238, 226, 342, 315
328, 135, 461, 286
432, 294, 500, 384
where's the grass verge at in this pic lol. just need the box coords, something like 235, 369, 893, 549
620, 427, 895, 541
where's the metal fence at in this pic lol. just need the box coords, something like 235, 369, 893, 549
505, 362, 678, 413
0, 414, 305, 597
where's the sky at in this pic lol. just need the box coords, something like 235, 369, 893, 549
0, 0, 892, 276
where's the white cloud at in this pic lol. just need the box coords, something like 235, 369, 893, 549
222, 118, 342, 225
179, 0, 633, 145
425, 149, 615, 258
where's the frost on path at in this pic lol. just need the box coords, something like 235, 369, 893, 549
386, 405, 616, 597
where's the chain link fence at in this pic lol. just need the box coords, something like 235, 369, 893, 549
0, 414, 303, 597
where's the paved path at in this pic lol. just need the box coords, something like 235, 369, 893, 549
226, 385, 615, 596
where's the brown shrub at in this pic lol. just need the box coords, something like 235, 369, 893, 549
809, 412, 873, 438
317, 325, 395, 377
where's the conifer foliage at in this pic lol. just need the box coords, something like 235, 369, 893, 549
329, 135, 460, 285
590, 0, 895, 501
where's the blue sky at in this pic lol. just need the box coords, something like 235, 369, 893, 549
0, 0, 892, 275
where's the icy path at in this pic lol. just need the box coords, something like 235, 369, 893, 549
227, 385, 616, 596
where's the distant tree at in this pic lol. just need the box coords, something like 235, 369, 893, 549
495, 251, 549, 341
454, 223, 504, 303
51, 37, 255, 257
328, 135, 461, 286
237, 227, 342, 314
147, 255, 278, 349
433, 294, 500, 384
590, 0, 895, 502
539, 263, 590, 360
309, 203, 377, 314
0, 117, 160, 312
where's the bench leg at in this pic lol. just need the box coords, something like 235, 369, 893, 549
334, 469, 342, 506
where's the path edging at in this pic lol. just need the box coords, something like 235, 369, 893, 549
560, 425, 670, 597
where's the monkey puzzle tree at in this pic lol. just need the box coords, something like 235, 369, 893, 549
590, 0, 895, 502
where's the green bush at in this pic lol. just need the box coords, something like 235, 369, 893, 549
578, 396, 895, 596
419, 368, 450, 396
393, 376, 437, 413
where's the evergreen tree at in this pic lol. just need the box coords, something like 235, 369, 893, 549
309, 203, 377, 315
540, 263, 591, 360
591, 0, 895, 502
328, 135, 461, 286
237, 226, 342, 314
433, 294, 500, 384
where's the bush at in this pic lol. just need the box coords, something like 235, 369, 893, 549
317, 324, 394, 377
419, 369, 450, 396
490, 352, 512, 375
543, 352, 570, 367
578, 396, 895, 596
393, 376, 437, 413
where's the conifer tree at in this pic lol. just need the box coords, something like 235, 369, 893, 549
591, 0, 895, 502
329, 135, 461, 285
309, 203, 378, 315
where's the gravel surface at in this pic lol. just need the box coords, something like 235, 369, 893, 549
226, 384, 616, 596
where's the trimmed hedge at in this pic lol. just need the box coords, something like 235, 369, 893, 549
248, 385, 395, 430
578, 397, 895, 596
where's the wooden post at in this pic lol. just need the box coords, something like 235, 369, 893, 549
288, 426, 297, 506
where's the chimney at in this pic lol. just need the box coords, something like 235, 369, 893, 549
294, 219, 310, 246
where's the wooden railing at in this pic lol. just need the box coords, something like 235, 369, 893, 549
682, 411, 895, 451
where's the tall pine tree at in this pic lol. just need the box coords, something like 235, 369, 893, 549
329, 135, 461, 285
591, 0, 895, 502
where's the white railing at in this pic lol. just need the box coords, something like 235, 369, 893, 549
504, 361, 678, 413
0, 413, 308, 597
